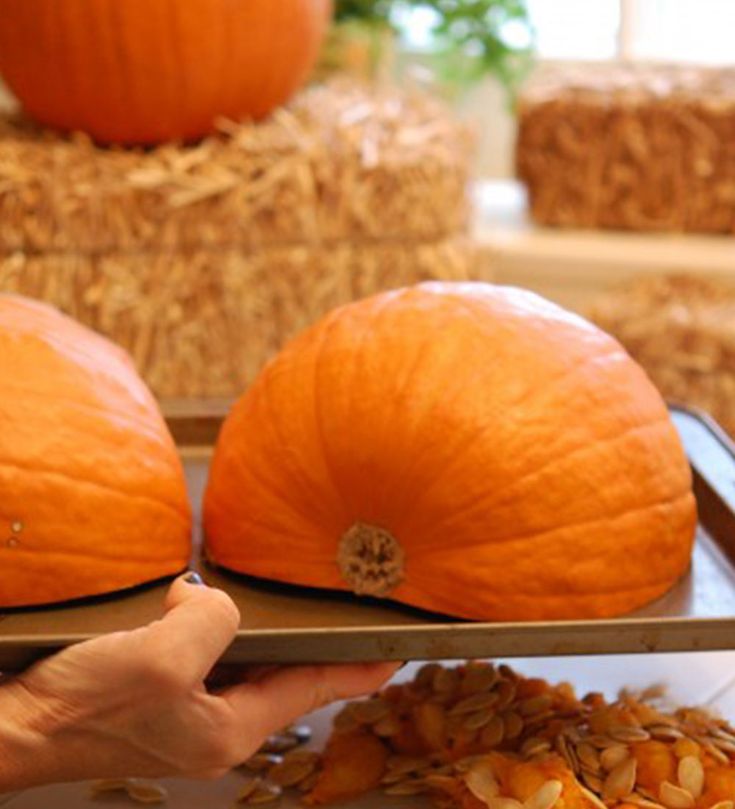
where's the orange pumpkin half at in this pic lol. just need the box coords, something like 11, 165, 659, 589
0, 295, 191, 607
203, 282, 696, 620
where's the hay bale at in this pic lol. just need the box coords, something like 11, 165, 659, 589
0, 80, 475, 398
516, 64, 735, 233
0, 239, 475, 399
0, 80, 471, 252
589, 274, 735, 437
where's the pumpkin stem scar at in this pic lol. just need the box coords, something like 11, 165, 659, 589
338, 523, 404, 597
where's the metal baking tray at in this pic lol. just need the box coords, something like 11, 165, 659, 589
1, 402, 733, 672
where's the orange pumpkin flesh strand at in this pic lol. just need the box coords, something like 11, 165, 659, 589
204, 282, 696, 620
0, 0, 331, 145
0, 295, 191, 607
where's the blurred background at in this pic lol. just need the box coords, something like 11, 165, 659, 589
0, 0, 733, 433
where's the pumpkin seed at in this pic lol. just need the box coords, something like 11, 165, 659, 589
433, 666, 460, 695
416, 663, 443, 688
269, 758, 317, 788
464, 709, 497, 731
386, 755, 429, 776
599, 744, 630, 771
602, 757, 636, 800
384, 779, 426, 796
575, 742, 601, 773
237, 779, 263, 802
332, 705, 360, 733
461, 664, 499, 695
352, 697, 390, 724
524, 779, 563, 809
260, 734, 299, 754
424, 774, 458, 792
562, 726, 583, 744
520, 737, 551, 757
659, 781, 695, 809
297, 771, 320, 793
608, 725, 651, 743
524, 711, 556, 731
487, 799, 524, 809
639, 684, 668, 702
498, 664, 519, 681
246, 783, 282, 805
454, 755, 487, 773
519, 695, 553, 717
638, 787, 662, 801
555, 733, 578, 771
650, 726, 685, 742
495, 679, 517, 710
707, 802, 735, 809
464, 762, 500, 803
125, 781, 169, 805
242, 754, 283, 772
711, 727, 735, 744
711, 737, 735, 755
581, 771, 603, 793
90, 779, 132, 795
503, 711, 524, 740
586, 734, 621, 749
677, 756, 703, 798
577, 784, 608, 809
450, 691, 500, 716
373, 714, 401, 737
627, 794, 667, 809
700, 741, 730, 765
481, 715, 506, 748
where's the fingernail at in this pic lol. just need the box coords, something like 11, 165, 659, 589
184, 571, 204, 585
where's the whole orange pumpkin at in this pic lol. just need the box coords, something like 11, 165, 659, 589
0, 0, 331, 145
203, 282, 696, 621
0, 295, 191, 607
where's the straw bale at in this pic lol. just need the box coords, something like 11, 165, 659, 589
516, 64, 735, 233
0, 80, 470, 253
0, 238, 475, 399
589, 274, 735, 437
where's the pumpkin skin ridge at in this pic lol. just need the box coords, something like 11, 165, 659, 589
311, 294, 400, 520
400, 490, 695, 578
209, 425, 334, 535
263, 329, 349, 527
1, 383, 178, 451
410, 419, 690, 550
0, 458, 191, 525
399, 359, 654, 533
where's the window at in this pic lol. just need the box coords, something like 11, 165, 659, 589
527, 0, 735, 64
399, 1, 735, 66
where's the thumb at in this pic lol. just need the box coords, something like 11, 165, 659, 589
221, 661, 400, 738
146, 573, 241, 683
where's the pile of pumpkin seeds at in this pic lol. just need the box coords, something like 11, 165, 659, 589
237, 725, 319, 804
329, 662, 735, 809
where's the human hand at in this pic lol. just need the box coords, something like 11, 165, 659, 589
0, 575, 399, 790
